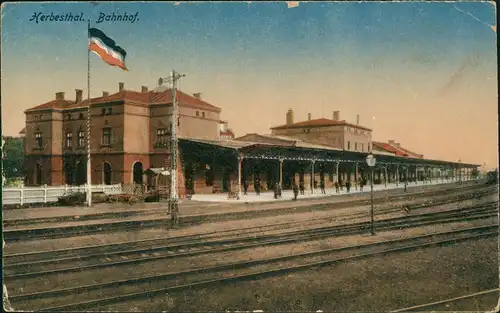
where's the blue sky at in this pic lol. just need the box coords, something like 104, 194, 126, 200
1, 1, 498, 167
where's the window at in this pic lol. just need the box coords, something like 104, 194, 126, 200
347, 141, 351, 150
102, 128, 112, 146
361, 143, 364, 152
35, 132, 43, 149
65, 131, 73, 148
78, 131, 85, 148
202, 112, 205, 118
66, 114, 72, 120
79, 113, 84, 119
156, 128, 168, 147
354, 142, 358, 150
196, 111, 200, 117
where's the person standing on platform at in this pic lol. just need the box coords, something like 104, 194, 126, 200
346, 180, 351, 193
255, 178, 261, 196
299, 180, 305, 195
243, 180, 249, 195
360, 177, 365, 192
334, 181, 339, 193
293, 181, 299, 200
320, 180, 326, 194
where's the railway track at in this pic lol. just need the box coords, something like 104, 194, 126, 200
4, 185, 496, 267
4, 200, 498, 279
3, 182, 492, 242
10, 219, 498, 312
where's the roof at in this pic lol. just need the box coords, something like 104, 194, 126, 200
220, 130, 234, 137
271, 118, 372, 132
144, 168, 170, 175
235, 133, 343, 152
373, 141, 423, 159
25, 99, 75, 113
180, 137, 479, 167
373, 141, 405, 156
180, 137, 261, 150
25, 88, 221, 113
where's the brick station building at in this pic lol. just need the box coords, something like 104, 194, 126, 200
22, 84, 479, 197
22, 83, 225, 190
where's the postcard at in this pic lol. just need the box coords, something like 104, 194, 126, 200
1, 1, 498, 312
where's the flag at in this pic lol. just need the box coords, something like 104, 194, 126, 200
89, 28, 128, 71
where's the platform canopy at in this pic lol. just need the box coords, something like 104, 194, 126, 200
179, 138, 479, 169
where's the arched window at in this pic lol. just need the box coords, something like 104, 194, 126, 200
132, 162, 143, 184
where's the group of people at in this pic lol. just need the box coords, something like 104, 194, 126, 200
241, 177, 372, 201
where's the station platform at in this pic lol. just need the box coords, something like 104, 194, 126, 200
2, 179, 478, 226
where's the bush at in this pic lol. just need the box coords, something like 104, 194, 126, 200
58, 191, 86, 206
3, 177, 24, 188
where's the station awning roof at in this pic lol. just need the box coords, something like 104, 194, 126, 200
179, 138, 479, 168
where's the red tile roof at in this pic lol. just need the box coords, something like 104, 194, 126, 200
271, 118, 372, 132
373, 141, 423, 158
25, 89, 221, 113
373, 141, 405, 156
25, 99, 75, 113
392, 144, 423, 158
220, 130, 234, 137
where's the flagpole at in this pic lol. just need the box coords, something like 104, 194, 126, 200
86, 19, 92, 207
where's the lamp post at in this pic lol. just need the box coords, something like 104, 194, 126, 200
366, 154, 376, 235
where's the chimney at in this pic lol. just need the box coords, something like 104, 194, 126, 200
55, 92, 65, 100
102, 91, 109, 97
356, 114, 360, 125
193, 93, 201, 99
119, 82, 124, 91
141, 86, 148, 93
75, 89, 83, 103
286, 109, 294, 125
308, 113, 312, 121
333, 111, 340, 121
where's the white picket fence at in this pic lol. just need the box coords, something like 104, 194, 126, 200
2, 184, 123, 206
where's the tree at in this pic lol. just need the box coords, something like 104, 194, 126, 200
2, 136, 24, 179
471, 168, 479, 178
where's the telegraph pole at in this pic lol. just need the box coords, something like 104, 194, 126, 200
158, 70, 185, 225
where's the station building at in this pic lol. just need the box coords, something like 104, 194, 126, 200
22, 82, 479, 197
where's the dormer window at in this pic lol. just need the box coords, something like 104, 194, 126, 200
202, 112, 205, 118
196, 111, 200, 117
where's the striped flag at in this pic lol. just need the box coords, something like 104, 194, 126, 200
88, 28, 128, 71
